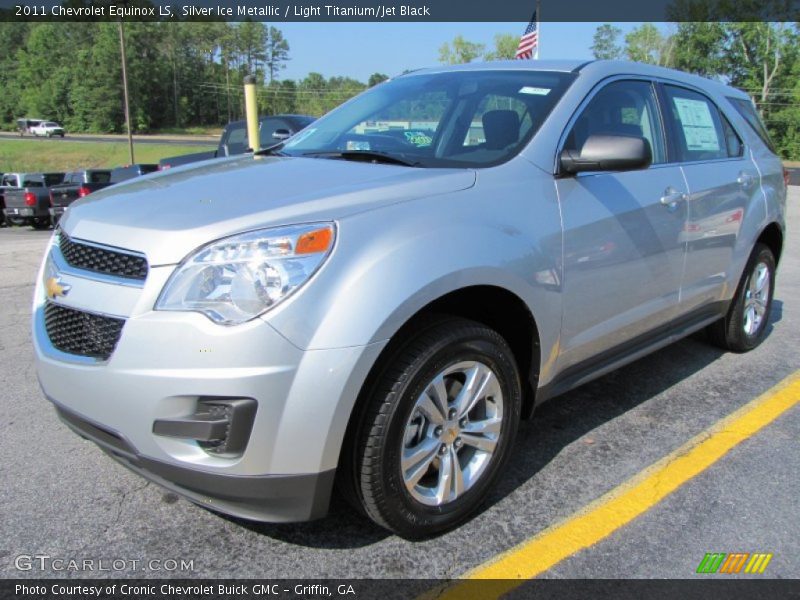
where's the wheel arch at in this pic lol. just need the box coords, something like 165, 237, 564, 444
340, 285, 542, 466
757, 221, 783, 266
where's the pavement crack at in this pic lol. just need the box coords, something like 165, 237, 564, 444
104, 481, 151, 534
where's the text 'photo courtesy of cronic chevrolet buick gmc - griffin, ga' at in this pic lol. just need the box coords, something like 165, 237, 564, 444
32, 60, 786, 538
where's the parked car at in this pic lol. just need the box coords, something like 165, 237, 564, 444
48, 169, 113, 225
159, 115, 315, 169
29, 121, 65, 138
4, 172, 64, 229
33, 61, 786, 538
110, 163, 159, 182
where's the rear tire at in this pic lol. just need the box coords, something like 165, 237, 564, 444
31, 217, 51, 230
707, 243, 775, 352
341, 316, 521, 538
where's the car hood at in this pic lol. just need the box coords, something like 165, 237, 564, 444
60, 155, 476, 265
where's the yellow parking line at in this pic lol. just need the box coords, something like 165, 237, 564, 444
436, 370, 800, 599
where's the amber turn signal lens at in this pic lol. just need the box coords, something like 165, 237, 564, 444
295, 227, 333, 255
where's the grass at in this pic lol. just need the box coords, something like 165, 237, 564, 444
147, 126, 223, 136
0, 139, 214, 172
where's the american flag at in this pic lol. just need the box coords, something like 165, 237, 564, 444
515, 10, 538, 60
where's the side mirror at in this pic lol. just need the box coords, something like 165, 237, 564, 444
272, 129, 291, 141
560, 134, 652, 175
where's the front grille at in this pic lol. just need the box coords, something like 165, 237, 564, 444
59, 231, 148, 281
44, 302, 125, 360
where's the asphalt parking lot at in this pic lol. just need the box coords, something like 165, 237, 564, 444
1, 189, 798, 583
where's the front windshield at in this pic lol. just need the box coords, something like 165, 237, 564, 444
282, 70, 575, 168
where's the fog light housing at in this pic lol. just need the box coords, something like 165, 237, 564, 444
152, 398, 257, 458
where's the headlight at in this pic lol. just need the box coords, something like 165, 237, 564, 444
156, 223, 335, 325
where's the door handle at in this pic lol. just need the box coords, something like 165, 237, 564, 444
660, 187, 686, 207
737, 171, 755, 188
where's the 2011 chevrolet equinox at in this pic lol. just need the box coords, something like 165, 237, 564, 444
33, 60, 786, 538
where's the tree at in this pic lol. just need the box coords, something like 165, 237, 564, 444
236, 21, 267, 79
438, 35, 485, 64
484, 34, 519, 61
670, 22, 726, 77
368, 72, 389, 87
265, 26, 290, 84
724, 22, 794, 110
625, 23, 675, 67
591, 24, 623, 60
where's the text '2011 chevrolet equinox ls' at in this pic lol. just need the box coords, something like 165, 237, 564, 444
34, 60, 786, 538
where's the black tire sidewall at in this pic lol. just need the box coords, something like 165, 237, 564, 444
728, 244, 776, 351
367, 324, 521, 535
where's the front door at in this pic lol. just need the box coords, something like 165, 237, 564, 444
555, 79, 688, 371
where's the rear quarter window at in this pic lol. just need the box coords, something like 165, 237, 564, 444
89, 171, 112, 184
728, 96, 776, 153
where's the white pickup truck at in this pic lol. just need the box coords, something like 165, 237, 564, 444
30, 121, 65, 138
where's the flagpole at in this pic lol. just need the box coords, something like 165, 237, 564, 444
535, 0, 541, 59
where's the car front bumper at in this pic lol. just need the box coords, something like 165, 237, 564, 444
32, 243, 386, 522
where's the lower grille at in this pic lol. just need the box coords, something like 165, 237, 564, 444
44, 302, 125, 360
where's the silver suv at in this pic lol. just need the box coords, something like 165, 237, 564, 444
33, 60, 786, 538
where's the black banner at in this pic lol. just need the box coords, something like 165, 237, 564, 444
0, 0, 798, 22
2, 580, 800, 600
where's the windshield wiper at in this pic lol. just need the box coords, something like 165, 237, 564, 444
253, 142, 288, 156
302, 150, 422, 167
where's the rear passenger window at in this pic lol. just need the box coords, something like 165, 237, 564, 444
663, 85, 738, 162
259, 119, 289, 146
564, 80, 666, 164
89, 171, 111, 184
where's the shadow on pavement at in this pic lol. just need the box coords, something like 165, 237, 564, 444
226, 305, 783, 549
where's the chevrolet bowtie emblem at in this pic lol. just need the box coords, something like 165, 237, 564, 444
46, 276, 71, 299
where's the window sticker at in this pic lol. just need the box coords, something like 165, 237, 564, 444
673, 97, 720, 151
403, 130, 433, 147
519, 86, 550, 95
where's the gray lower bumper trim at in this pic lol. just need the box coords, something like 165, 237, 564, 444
51, 400, 335, 523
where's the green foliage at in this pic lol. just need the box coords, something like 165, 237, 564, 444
0, 22, 295, 133
368, 73, 389, 87
438, 35, 485, 65
624, 23, 675, 66
591, 24, 623, 60
484, 34, 519, 61
265, 26, 290, 84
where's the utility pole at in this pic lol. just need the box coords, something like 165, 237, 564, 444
118, 21, 135, 164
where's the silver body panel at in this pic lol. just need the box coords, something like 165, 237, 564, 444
33, 60, 787, 521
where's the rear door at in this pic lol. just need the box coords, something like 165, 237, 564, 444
554, 78, 689, 370
659, 84, 758, 312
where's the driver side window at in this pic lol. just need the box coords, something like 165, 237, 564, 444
565, 80, 665, 164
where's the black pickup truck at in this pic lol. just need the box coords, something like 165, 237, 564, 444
48, 169, 112, 225
159, 115, 315, 169
3, 172, 65, 229
48, 165, 159, 224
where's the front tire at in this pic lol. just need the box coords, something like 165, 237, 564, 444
342, 317, 521, 538
707, 243, 776, 352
